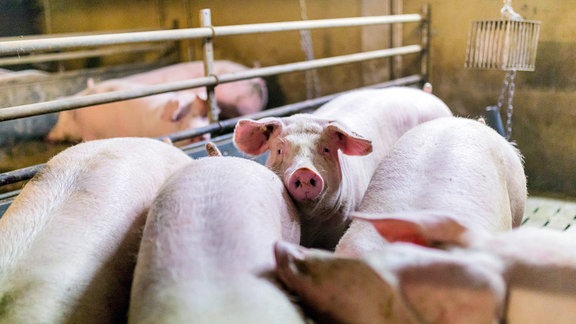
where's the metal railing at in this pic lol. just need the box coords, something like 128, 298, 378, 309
0, 6, 430, 198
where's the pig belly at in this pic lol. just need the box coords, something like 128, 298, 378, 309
129, 156, 303, 324
0, 137, 192, 323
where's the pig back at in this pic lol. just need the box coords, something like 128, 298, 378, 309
0, 137, 192, 324
362, 116, 526, 232
129, 156, 303, 324
313, 87, 452, 200
313, 87, 452, 140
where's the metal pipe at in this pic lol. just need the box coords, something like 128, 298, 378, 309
0, 76, 217, 121
420, 3, 431, 82
0, 164, 44, 186
0, 14, 421, 55
200, 8, 220, 124
0, 74, 423, 187
0, 45, 421, 121
169, 74, 424, 143
0, 43, 172, 66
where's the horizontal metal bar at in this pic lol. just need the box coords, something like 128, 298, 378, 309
0, 45, 421, 121
0, 43, 172, 66
0, 164, 44, 186
212, 14, 421, 36
169, 74, 424, 142
0, 14, 421, 55
0, 74, 423, 187
0, 76, 217, 121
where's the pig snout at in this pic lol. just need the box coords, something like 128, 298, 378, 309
286, 167, 324, 201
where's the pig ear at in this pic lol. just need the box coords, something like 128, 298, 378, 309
161, 98, 192, 122
325, 123, 372, 156
352, 211, 474, 247
234, 118, 283, 155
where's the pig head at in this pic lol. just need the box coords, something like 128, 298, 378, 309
234, 114, 372, 246
357, 211, 576, 323
275, 240, 505, 324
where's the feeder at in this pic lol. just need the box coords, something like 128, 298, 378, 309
464, 0, 541, 139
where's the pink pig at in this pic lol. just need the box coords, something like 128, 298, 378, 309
274, 240, 505, 324
234, 87, 452, 249
0, 137, 192, 323
335, 116, 527, 257
129, 156, 304, 323
124, 60, 268, 118
360, 212, 576, 324
46, 78, 209, 143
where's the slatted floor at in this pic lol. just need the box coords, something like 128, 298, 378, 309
523, 196, 576, 232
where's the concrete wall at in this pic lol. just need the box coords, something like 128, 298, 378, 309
41, 0, 576, 197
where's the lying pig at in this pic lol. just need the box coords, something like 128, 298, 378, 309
46, 78, 209, 142
124, 60, 268, 118
0, 137, 192, 323
234, 87, 452, 249
275, 240, 506, 324
359, 212, 576, 324
129, 156, 304, 324
335, 116, 527, 257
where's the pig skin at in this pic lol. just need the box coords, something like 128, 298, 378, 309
0, 137, 192, 324
336, 116, 527, 257
128, 156, 304, 324
46, 79, 209, 143
275, 240, 505, 324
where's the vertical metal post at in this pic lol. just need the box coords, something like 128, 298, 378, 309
199, 8, 220, 124
391, 0, 403, 80
420, 3, 431, 83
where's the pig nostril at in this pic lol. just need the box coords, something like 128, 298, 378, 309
295, 180, 302, 188
310, 178, 316, 187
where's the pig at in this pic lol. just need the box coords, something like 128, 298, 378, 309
274, 240, 506, 324
335, 116, 527, 257
0, 137, 192, 323
233, 87, 453, 249
46, 78, 209, 143
359, 212, 576, 324
128, 156, 304, 324
123, 60, 268, 118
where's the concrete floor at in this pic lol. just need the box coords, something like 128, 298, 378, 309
523, 196, 576, 232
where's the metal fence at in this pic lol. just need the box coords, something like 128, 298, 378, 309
0, 5, 430, 213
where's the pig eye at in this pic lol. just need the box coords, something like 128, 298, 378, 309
323, 147, 330, 153
277, 149, 282, 155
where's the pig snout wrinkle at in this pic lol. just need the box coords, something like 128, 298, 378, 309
287, 168, 324, 201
